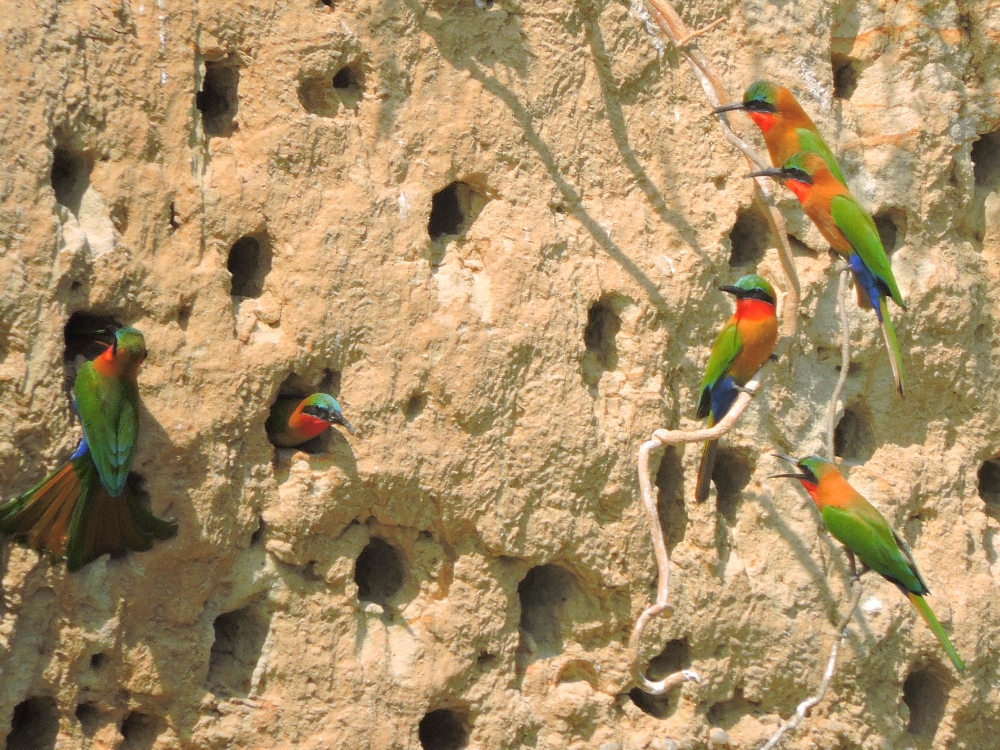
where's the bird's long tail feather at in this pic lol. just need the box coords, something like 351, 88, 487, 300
695, 438, 718, 503
907, 591, 965, 672
879, 297, 905, 398
1, 448, 177, 571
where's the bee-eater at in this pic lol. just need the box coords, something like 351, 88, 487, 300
695, 274, 779, 502
773, 454, 964, 672
749, 152, 906, 396
0, 327, 177, 572
714, 79, 847, 185
266, 393, 355, 447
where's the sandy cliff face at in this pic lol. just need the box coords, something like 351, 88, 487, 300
0, 0, 998, 748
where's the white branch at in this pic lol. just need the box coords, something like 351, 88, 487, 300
826, 268, 851, 460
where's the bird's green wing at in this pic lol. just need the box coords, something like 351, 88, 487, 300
697, 321, 741, 419
74, 364, 137, 497
830, 194, 905, 308
822, 503, 923, 593
795, 127, 846, 185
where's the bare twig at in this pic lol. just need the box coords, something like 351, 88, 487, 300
627, 0, 801, 695
826, 268, 851, 460
756, 580, 863, 750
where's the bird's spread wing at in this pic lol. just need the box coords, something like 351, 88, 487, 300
796, 128, 847, 185
830, 194, 905, 308
697, 321, 740, 419
74, 365, 137, 497
822, 504, 923, 593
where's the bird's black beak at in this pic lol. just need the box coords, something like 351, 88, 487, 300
747, 167, 786, 180
718, 285, 743, 297
333, 412, 357, 435
769, 453, 806, 480
713, 102, 747, 114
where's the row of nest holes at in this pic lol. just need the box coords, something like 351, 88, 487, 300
626, 638, 950, 741
727, 200, 909, 267
5, 696, 161, 750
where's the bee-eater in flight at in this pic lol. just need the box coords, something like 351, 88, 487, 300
266, 393, 355, 448
695, 274, 779, 502
0, 327, 177, 571
773, 454, 964, 671
750, 152, 906, 396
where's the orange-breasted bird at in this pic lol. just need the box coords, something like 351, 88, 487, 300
714, 79, 847, 185
695, 274, 779, 502
0, 327, 177, 571
772, 455, 964, 672
266, 393, 355, 448
750, 152, 906, 396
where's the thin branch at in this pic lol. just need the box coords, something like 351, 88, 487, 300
756, 580, 863, 750
826, 268, 851, 460
627, 0, 802, 696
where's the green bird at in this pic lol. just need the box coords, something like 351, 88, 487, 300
714, 79, 847, 185
773, 455, 964, 671
266, 393, 355, 448
0, 327, 177, 571
749, 152, 907, 396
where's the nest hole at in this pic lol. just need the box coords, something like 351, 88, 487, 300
832, 53, 861, 100
51, 146, 94, 215
427, 181, 486, 242
206, 603, 272, 698
354, 537, 405, 608
964, 129, 1000, 244
227, 233, 272, 298
75, 702, 102, 736
6, 696, 59, 750
727, 202, 771, 267
628, 638, 691, 718
63, 313, 122, 365
713, 449, 754, 520
418, 708, 469, 750
655, 447, 688, 553
405, 393, 428, 422
198, 58, 240, 138
977, 458, 1000, 508
903, 666, 949, 739
874, 208, 907, 254
707, 688, 760, 730
581, 298, 622, 388
120, 712, 166, 750
90, 652, 107, 670
518, 564, 577, 659
834, 405, 876, 463
298, 61, 365, 116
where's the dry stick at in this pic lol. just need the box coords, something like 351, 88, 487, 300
756, 580, 863, 750
628, 0, 801, 695
826, 268, 851, 460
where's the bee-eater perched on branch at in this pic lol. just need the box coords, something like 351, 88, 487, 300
0, 327, 177, 571
773, 454, 964, 672
750, 152, 906, 396
695, 274, 779, 502
266, 393, 355, 448
715, 79, 847, 185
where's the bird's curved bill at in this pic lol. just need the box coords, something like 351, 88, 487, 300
747, 168, 785, 180
335, 414, 357, 435
718, 285, 742, 296
769, 453, 805, 480
713, 102, 747, 114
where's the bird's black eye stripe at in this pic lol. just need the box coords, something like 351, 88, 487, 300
743, 289, 776, 305
787, 167, 813, 184
800, 466, 818, 484
745, 99, 777, 114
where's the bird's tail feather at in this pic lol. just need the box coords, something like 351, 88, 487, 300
0, 460, 83, 558
907, 591, 965, 672
695, 438, 718, 503
879, 298, 905, 398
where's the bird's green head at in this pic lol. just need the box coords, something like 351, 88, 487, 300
113, 327, 148, 361
718, 274, 776, 306
742, 80, 780, 112
302, 393, 356, 435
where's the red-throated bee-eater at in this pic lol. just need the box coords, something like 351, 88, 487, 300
0, 327, 177, 571
714, 79, 847, 185
695, 274, 779, 502
266, 393, 355, 447
773, 454, 964, 672
749, 152, 906, 396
